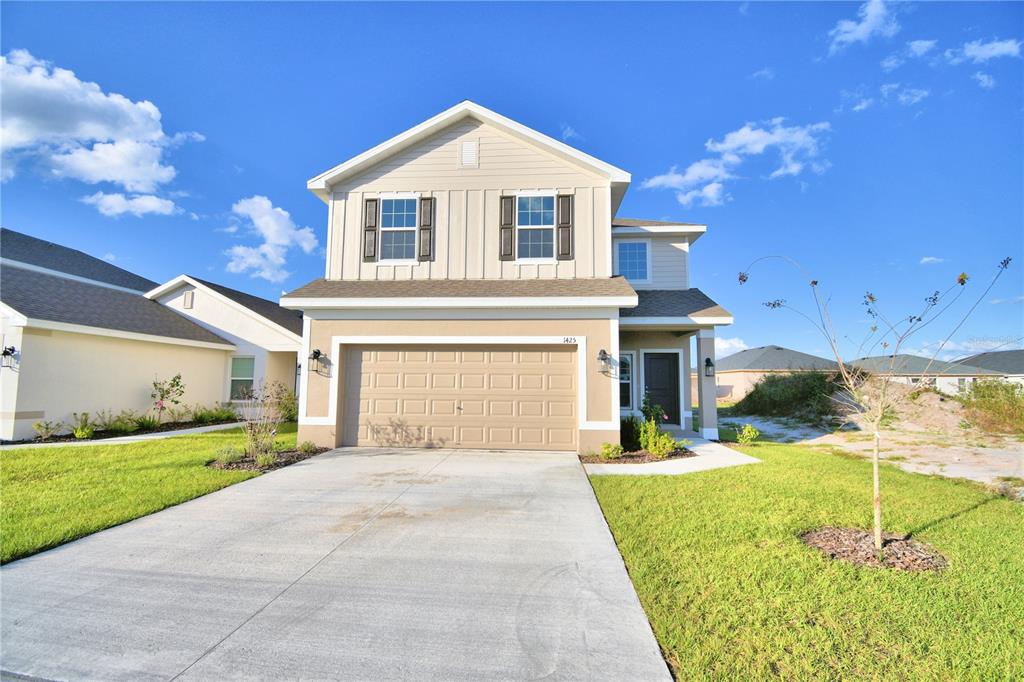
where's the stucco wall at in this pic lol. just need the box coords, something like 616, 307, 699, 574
3, 327, 230, 440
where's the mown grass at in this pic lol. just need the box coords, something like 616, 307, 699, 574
590, 442, 1024, 680
1, 424, 297, 563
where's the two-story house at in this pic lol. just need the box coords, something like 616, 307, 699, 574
282, 101, 732, 452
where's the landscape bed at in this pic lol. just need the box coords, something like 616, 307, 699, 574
578, 448, 694, 464
590, 441, 1024, 680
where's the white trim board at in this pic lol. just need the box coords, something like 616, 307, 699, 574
620, 316, 733, 327
281, 295, 638, 310
302, 307, 620, 321
20, 318, 236, 350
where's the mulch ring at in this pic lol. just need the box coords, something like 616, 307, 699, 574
209, 447, 329, 472
578, 448, 695, 464
801, 526, 947, 572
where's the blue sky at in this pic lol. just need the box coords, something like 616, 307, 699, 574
2, 1, 1022, 360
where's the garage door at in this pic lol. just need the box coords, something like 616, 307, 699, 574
341, 345, 577, 450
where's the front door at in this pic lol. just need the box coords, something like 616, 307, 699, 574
643, 353, 680, 425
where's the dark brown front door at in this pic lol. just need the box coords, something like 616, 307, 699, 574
643, 353, 680, 424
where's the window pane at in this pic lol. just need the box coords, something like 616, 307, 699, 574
230, 379, 254, 400
516, 195, 555, 227
517, 227, 554, 258
381, 198, 417, 230
619, 355, 632, 381
616, 242, 648, 281
620, 382, 632, 409
381, 230, 416, 260
231, 357, 255, 379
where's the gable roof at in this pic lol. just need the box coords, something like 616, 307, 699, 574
852, 354, 1000, 376
955, 349, 1023, 375
306, 100, 631, 205
716, 346, 838, 372
1, 266, 232, 348
145, 275, 303, 339
1, 227, 158, 292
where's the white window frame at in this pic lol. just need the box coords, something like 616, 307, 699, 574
229, 355, 256, 402
613, 239, 652, 284
515, 190, 557, 263
619, 351, 636, 411
378, 193, 419, 265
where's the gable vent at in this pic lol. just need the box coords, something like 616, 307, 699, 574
183, 290, 195, 309
459, 139, 479, 168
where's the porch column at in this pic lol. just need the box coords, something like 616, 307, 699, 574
682, 334, 693, 431
696, 328, 719, 440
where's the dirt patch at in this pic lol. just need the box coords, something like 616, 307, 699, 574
801, 526, 947, 572
209, 447, 328, 472
578, 448, 695, 464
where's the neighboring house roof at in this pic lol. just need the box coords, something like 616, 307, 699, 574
852, 354, 1000, 376
0, 227, 158, 292
716, 346, 838, 372
1, 266, 232, 347
619, 289, 732, 322
281, 277, 637, 308
955, 349, 1023, 375
306, 100, 631, 207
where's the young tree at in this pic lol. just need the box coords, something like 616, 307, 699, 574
151, 374, 186, 423
739, 256, 1012, 553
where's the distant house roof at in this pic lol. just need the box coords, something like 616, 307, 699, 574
1, 266, 232, 347
955, 349, 1023, 375
716, 346, 838, 372
619, 289, 731, 320
0, 227, 158, 292
188, 277, 303, 336
852, 354, 1000, 376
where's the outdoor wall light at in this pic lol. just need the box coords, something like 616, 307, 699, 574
704, 357, 715, 377
1, 346, 17, 369
597, 349, 613, 374
309, 348, 323, 373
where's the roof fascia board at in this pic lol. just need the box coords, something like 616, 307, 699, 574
280, 295, 638, 310
620, 315, 734, 326
24, 318, 236, 350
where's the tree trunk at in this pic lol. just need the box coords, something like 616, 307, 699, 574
873, 430, 883, 553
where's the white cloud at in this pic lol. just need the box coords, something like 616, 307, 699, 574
852, 98, 874, 112
828, 0, 900, 55
919, 256, 944, 265
560, 123, 582, 142
880, 83, 929, 106
750, 67, 775, 80
947, 38, 1021, 64
0, 49, 199, 197
990, 295, 1024, 305
225, 195, 318, 282
881, 39, 938, 73
716, 337, 749, 357
81, 191, 177, 217
642, 118, 830, 207
880, 55, 904, 72
907, 39, 937, 57
972, 71, 996, 89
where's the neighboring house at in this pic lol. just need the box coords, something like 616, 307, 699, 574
713, 345, 839, 401
0, 229, 301, 441
282, 100, 733, 451
955, 349, 1024, 385
852, 354, 1001, 394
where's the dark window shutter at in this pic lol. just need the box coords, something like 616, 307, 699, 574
556, 194, 574, 260
417, 196, 434, 262
499, 195, 515, 261
362, 198, 378, 262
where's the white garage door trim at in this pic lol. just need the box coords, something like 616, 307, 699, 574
299, 335, 615, 431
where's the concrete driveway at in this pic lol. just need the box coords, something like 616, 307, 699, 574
1, 449, 669, 681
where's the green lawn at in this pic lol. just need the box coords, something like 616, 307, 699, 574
1, 424, 297, 564
590, 442, 1024, 680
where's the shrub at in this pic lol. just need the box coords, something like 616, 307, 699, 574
279, 391, 299, 422
107, 410, 140, 435
255, 452, 277, 468
151, 374, 185, 423
734, 371, 839, 420
638, 418, 660, 451
641, 392, 667, 424
71, 412, 91, 431
737, 423, 760, 445
32, 420, 64, 441
960, 380, 1024, 435
298, 440, 318, 455
165, 406, 190, 423
646, 430, 680, 459
599, 442, 624, 460
620, 416, 642, 452
209, 403, 239, 421
73, 424, 95, 440
93, 409, 118, 432
134, 414, 160, 431
214, 447, 242, 465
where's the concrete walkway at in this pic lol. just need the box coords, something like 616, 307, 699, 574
585, 435, 761, 476
0, 421, 243, 450
1, 448, 670, 681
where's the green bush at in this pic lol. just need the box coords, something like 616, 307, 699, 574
620, 416, 642, 451
646, 431, 680, 459
107, 410, 140, 435
31, 420, 64, 441
297, 440, 318, 455
255, 452, 277, 468
93, 409, 118, 432
599, 442, 624, 460
639, 418, 660, 451
734, 371, 838, 419
960, 380, 1024, 435
279, 391, 299, 422
737, 423, 760, 445
70, 412, 93, 439
641, 393, 667, 423
214, 447, 243, 465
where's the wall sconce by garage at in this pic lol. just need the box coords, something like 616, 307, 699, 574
704, 357, 715, 377
308, 348, 324, 374
1, 346, 17, 369
597, 349, 613, 375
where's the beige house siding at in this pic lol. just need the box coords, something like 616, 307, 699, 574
612, 236, 689, 290
3, 327, 229, 440
265, 351, 298, 392
326, 120, 613, 282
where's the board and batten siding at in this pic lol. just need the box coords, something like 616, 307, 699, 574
325, 120, 613, 281
612, 236, 689, 290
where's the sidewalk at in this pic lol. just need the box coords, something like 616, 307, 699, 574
1, 422, 244, 450
584, 433, 761, 476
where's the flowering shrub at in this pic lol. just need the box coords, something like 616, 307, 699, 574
151, 374, 186, 423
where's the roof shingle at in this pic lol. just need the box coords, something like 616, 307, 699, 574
619, 289, 731, 319
283, 277, 637, 300
853, 355, 1000, 376
716, 346, 838, 372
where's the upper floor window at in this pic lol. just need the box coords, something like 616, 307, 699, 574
516, 195, 555, 259
615, 240, 650, 282
380, 198, 417, 261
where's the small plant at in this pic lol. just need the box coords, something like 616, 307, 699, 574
107, 410, 140, 435
737, 423, 760, 446
73, 424, 95, 440
165, 406, 190, 423
93, 409, 119, 432
646, 431, 682, 459
71, 412, 92, 432
238, 381, 289, 457
638, 418, 660, 451
279, 391, 299, 422
214, 447, 243, 465
620, 416, 642, 452
32, 420, 64, 441
297, 440, 318, 455
151, 374, 186, 423
641, 393, 667, 424
255, 452, 277, 468
599, 442, 624, 460
134, 414, 160, 431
